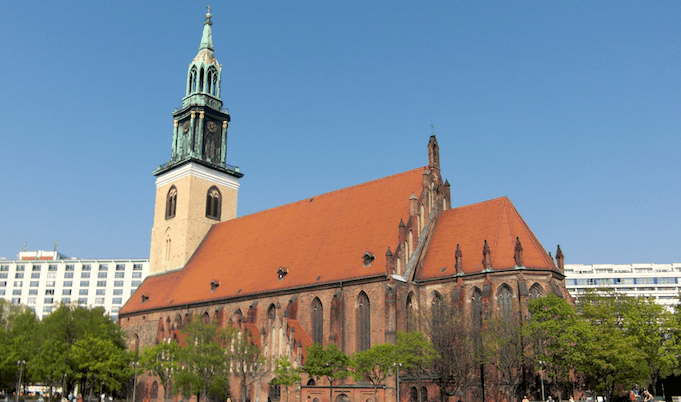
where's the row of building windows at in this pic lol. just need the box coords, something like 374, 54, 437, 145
0, 263, 144, 272
567, 277, 679, 286
0, 280, 141, 288
16, 296, 127, 306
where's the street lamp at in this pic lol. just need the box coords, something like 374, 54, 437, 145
539, 361, 545, 402
16, 360, 26, 402
132, 362, 139, 402
62, 374, 68, 400
393, 363, 402, 402
254, 363, 263, 402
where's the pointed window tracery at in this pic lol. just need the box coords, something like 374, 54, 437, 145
497, 285, 513, 320
311, 297, 323, 344
357, 291, 371, 351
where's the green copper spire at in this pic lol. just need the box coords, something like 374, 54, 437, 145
157, 8, 238, 176
199, 7, 214, 51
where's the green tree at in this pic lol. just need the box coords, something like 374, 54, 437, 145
174, 318, 233, 402
139, 340, 181, 401
70, 335, 133, 400
576, 291, 646, 401
621, 295, 681, 395
304, 343, 349, 402
0, 306, 39, 395
271, 356, 302, 402
396, 331, 437, 402
37, 304, 128, 397
350, 343, 398, 402
527, 294, 591, 399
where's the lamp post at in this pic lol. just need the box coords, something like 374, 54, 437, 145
131, 362, 139, 402
62, 374, 68, 400
392, 363, 402, 402
254, 363, 262, 402
16, 360, 26, 402
539, 361, 545, 402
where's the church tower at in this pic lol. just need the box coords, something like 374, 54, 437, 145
149, 9, 243, 275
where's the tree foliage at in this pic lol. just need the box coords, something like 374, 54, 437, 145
271, 356, 302, 402
304, 343, 349, 402
350, 343, 398, 402
139, 340, 180, 400
174, 318, 233, 402
396, 331, 437, 402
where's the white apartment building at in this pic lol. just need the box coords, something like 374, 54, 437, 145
564, 263, 681, 309
0, 250, 149, 321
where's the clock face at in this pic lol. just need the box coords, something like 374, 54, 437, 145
182, 121, 190, 133
207, 121, 218, 133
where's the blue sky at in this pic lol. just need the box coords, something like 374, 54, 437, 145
1, 1, 680, 264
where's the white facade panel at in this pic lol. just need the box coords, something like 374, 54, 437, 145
0, 252, 149, 321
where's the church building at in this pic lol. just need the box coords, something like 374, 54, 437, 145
119, 10, 571, 402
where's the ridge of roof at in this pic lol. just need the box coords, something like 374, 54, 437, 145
227, 167, 427, 221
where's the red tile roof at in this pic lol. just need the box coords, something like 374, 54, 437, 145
121, 167, 426, 315
417, 197, 557, 280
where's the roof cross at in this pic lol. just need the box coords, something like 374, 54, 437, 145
207, 5, 211, 13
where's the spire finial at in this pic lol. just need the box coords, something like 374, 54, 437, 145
199, 7, 214, 51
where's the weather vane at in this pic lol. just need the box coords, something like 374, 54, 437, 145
430, 122, 434, 134
207, 5, 211, 14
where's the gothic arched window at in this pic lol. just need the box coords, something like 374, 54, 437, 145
497, 285, 513, 320
189, 67, 197, 94
166, 186, 177, 219
267, 304, 276, 326
471, 288, 482, 327
206, 186, 221, 220
150, 381, 159, 399
406, 292, 415, 332
529, 283, 543, 300
311, 297, 323, 344
357, 291, 371, 351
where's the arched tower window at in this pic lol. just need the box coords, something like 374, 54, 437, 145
497, 285, 513, 320
311, 297, 323, 344
165, 186, 177, 219
206, 186, 221, 220
357, 291, 371, 351
199, 67, 205, 92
